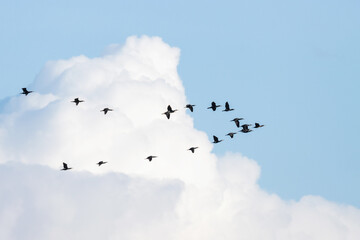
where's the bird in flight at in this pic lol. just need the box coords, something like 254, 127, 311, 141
254, 123, 265, 128
207, 102, 221, 111
212, 135, 223, 143
146, 156, 157, 162
163, 105, 177, 119
61, 162, 72, 171
97, 161, 107, 166
188, 147, 198, 153
223, 102, 234, 112
71, 98, 84, 106
101, 108, 113, 115
239, 124, 252, 133
226, 132, 237, 138
21, 88, 33, 96
185, 104, 196, 112
231, 118, 244, 128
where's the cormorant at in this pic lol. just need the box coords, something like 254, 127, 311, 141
188, 147, 198, 153
231, 118, 244, 128
61, 162, 72, 171
146, 156, 157, 162
101, 108, 113, 115
163, 105, 177, 119
254, 123, 265, 128
185, 104, 196, 112
223, 102, 234, 112
226, 132, 237, 138
212, 135, 223, 143
239, 124, 252, 133
71, 98, 84, 106
207, 102, 221, 111
97, 161, 107, 166
21, 88, 33, 96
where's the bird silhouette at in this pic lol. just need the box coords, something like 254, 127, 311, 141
61, 162, 72, 171
146, 156, 157, 162
101, 108, 113, 115
239, 124, 252, 133
188, 147, 198, 153
97, 161, 107, 166
71, 98, 84, 106
212, 135, 223, 143
231, 118, 244, 128
21, 88, 33, 96
226, 132, 237, 138
254, 123, 265, 128
163, 105, 177, 119
223, 102, 234, 112
185, 104, 196, 112
207, 102, 221, 111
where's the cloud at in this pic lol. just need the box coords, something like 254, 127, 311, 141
0, 36, 359, 240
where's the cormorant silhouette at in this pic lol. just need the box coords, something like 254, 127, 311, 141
61, 162, 72, 171
207, 102, 221, 111
223, 102, 234, 112
146, 156, 157, 162
71, 98, 84, 106
185, 104, 196, 112
212, 135, 223, 143
97, 161, 107, 166
226, 132, 237, 138
254, 123, 265, 128
239, 124, 252, 133
163, 105, 177, 119
231, 118, 244, 128
21, 88, 33, 96
188, 147, 198, 153
101, 108, 113, 115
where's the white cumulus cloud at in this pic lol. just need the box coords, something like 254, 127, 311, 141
0, 36, 359, 240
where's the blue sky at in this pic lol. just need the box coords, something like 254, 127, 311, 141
1, 0, 359, 207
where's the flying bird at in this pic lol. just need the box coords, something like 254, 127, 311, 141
21, 88, 33, 96
254, 123, 265, 128
226, 132, 237, 138
188, 147, 198, 153
231, 118, 244, 128
239, 124, 252, 133
185, 104, 196, 112
222, 102, 234, 112
97, 161, 107, 166
163, 105, 177, 119
101, 108, 113, 115
207, 102, 221, 111
71, 98, 84, 106
61, 162, 72, 171
212, 135, 223, 143
146, 156, 157, 162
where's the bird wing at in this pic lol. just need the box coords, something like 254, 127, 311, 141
167, 105, 173, 112
225, 102, 230, 109
213, 135, 219, 142
63, 162, 68, 169
235, 120, 240, 127
22, 88, 27, 92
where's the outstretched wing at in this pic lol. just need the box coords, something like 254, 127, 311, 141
213, 135, 219, 142
225, 102, 230, 110
167, 105, 173, 112
63, 162, 68, 169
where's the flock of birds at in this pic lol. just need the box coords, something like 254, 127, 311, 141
20, 87, 265, 171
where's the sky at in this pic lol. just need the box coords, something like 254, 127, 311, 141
0, 0, 360, 238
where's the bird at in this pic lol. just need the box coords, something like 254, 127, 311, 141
254, 123, 265, 128
222, 102, 234, 112
163, 105, 177, 119
61, 162, 72, 171
185, 104, 196, 112
188, 147, 198, 153
71, 98, 84, 106
231, 118, 244, 128
207, 102, 221, 111
21, 88, 33, 96
146, 156, 157, 162
212, 135, 223, 143
97, 161, 107, 166
101, 108, 113, 115
239, 124, 252, 133
226, 132, 237, 138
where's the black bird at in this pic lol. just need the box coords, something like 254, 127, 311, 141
226, 132, 237, 138
207, 102, 221, 111
231, 118, 244, 128
61, 162, 72, 171
185, 104, 196, 112
163, 105, 178, 119
254, 123, 265, 128
71, 98, 84, 106
239, 124, 252, 133
188, 147, 198, 153
97, 161, 107, 166
21, 88, 33, 96
212, 135, 223, 143
101, 108, 113, 115
223, 102, 234, 112
146, 156, 157, 162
